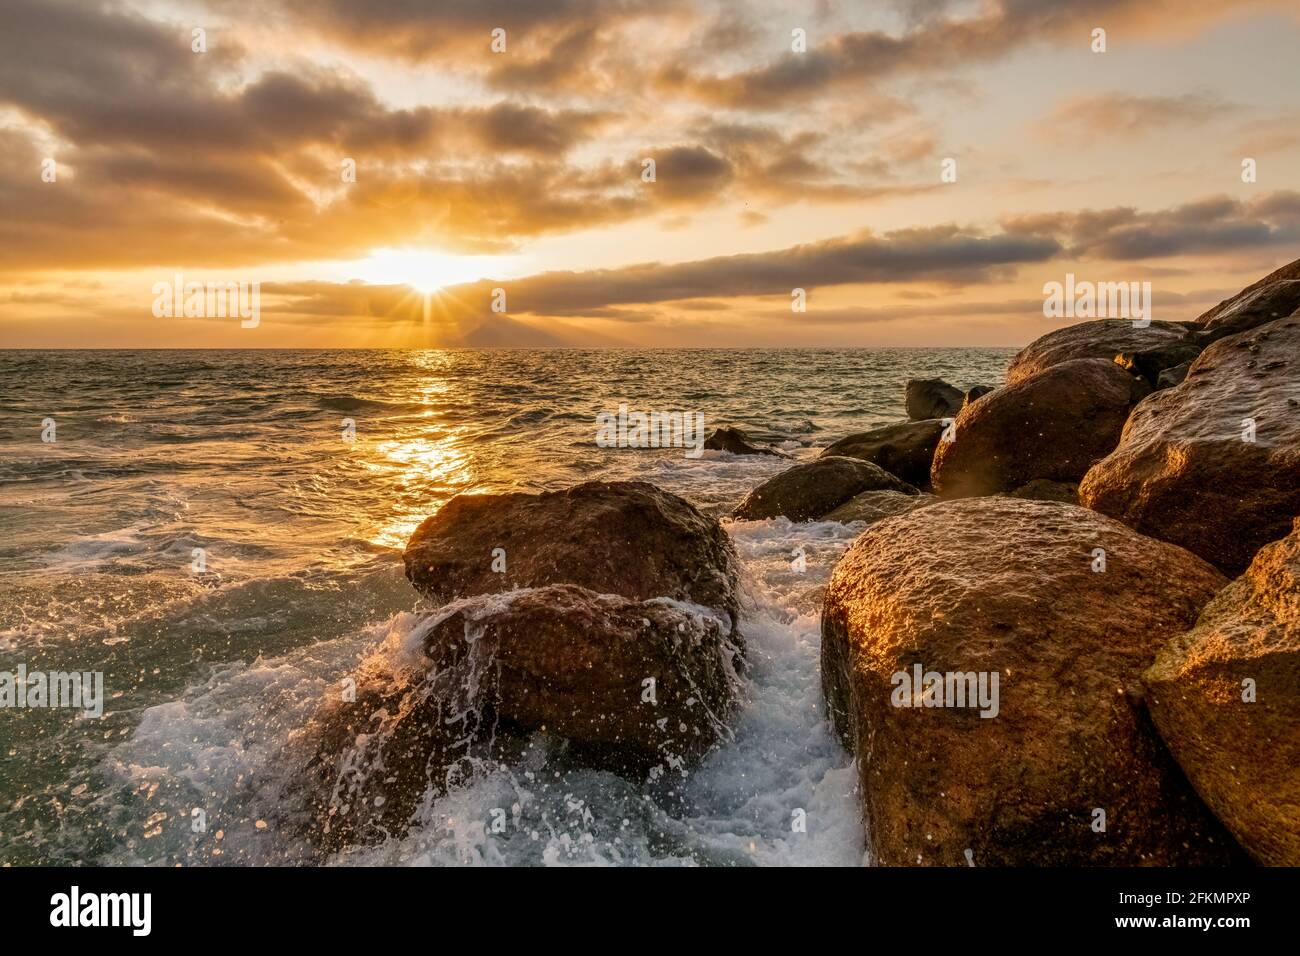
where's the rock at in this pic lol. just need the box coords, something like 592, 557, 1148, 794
1006, 319, 1193, 385
963, 385, 996, 407
1144, 519, 1300, 865
1004, 479, 1078, 504
1080, 317, 1300, 574
820, 419, 944, 488
1156, 360, 1191, 390
404, 480, 740, 635
1115, 342, 1205, 388
931, 358, 1144, 499
732, 456, 916, 522
703, 425, 786, 457
822, 489, 937, 525
905, 378, 963, 421
1197, 256, 1300, 340
299, 584, 740, 849
821, 497, 1240, 866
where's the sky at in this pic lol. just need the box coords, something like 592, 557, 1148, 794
1, 0, 1299, 348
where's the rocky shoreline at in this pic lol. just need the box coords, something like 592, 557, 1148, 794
288, 260, 1300, 865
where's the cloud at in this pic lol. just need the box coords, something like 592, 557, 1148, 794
654, 0, 1296, 109
1034, 91, 1233, 140
1003, 191, 1300, 260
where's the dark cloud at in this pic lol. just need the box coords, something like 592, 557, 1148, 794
1003, 191, 1300, 260
261, 225, 1062, 323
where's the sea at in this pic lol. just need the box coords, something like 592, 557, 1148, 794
0, 347, 1012, 866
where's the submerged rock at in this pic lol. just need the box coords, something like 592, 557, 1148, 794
820, 419, 944, 488
1006, 319, 1193, 385
732, 455, 916, 522
931, 358, 1143, 499
1145, 518, 1300, 865
822, 489, 937, 525
1081, 317, 1300, 574
703, 425, 786, 457
404, 480, 740, 634
904, 378, 963, 421
821, 497, 1240, 866
299, 585, 740, 850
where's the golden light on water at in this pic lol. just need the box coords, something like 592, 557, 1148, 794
366, 427, 475, 550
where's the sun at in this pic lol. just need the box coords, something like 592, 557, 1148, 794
348, 247, 518, 294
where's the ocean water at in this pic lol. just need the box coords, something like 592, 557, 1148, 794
0, 347, 1012, 866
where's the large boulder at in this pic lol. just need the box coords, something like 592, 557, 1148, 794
404, 480, 740, 634
822, 489, 937, 525
820, 419, 944, 488
821, 497, 1240, 866
703, 425, 786, 457
1144, 519, 1300, 865
1196, 257, 1300, 340
732, 456, 916, 522
931, 358, 1144, 499
905, 378, 963, 420
1080, 317, 1300, 574
298, 584, 741, 849
1006, 319, 1193, 385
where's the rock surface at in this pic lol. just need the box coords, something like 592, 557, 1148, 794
1144, 519, 1300, 865
703, 425, 786, 457
733, 455, 916, 522
1081, 317, 1300, 574
1196, 257, 1300, 340
1004, 479, 1079, 504
1006, 319, 1193, 385
963, 385, 996, 407
404, 480, 740, 634
931, 358, 1143, 499
1156, 360, 1192, 390
905, 378, 963, 420
821, 497, 1239, 866
820, 419, 944, 488
299, 585, 740, 849
822, 489, 937, 525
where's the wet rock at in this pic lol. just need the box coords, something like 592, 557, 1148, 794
1080, 318, 1300, 574
1156, 360, 1192, 390
703, 425, 786, 457
299, 585, 740, 849
905, 378, 963, 421
1006, 319, 1192, 385
732, 456, 916, 522
822, 489, 938, 525
820, 419, 944, 488
1197, 257, 1300, 340
931, 358, 1144, 499
1115, 342, 1205, 389
821, 497, 1240, 865
1144, 518, 1300, 865
1004, 479, 1078, 504
404, 480, 740, 634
